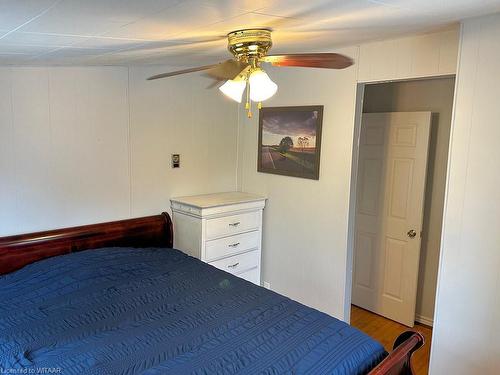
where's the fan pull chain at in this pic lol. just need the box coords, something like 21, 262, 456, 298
245, 79, 252, 118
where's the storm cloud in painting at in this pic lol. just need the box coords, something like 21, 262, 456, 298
262, 110, 318, 147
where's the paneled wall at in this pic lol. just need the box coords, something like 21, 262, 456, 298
0, 66, 238, 236
0, 67, 130, 235
358, 28, 458, 82
430, 14, 500, 374
128, 67, 238, 217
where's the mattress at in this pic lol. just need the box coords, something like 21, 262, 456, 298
0, 247, 386, 374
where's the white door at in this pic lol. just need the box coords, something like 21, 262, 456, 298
352, 112, 431, 327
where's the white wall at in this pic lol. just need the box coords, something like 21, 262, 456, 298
0, 66, 238, 236
430, 14, 500, 374
0, 67, 130, 235
363, 77, 456, 325
237, 28, 459, 320
128, 67, 238, 217
358, 28, 458, 83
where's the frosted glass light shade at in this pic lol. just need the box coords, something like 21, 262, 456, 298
249, 69, 277, 102
219, 79, 246, 103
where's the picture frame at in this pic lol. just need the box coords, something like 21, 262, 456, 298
258, 105, 324, 180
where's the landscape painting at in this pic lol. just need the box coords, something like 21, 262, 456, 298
258, 106, 323, 180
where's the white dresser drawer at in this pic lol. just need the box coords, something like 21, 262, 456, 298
206, 211, 260, 239
205, 231, 260, 261
237, 267, 260, 284
208, 249, 259, 275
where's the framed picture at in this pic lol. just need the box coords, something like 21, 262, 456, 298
258, 105, 323, 180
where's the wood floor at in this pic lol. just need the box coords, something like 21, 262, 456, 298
350, 305, 433, 375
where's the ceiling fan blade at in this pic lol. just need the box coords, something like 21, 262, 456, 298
261, 53, 353, 69
205, 59, 250, 80
147, 64, 220, 80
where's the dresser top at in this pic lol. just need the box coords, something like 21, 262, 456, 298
171, 192, 266, 209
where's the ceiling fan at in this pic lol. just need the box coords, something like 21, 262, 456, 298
147, 28, 353, 117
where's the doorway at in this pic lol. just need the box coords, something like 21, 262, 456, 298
353, 110, 432, 327
347, 77, 455, 328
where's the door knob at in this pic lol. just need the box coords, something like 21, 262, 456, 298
407, 229, 417, 239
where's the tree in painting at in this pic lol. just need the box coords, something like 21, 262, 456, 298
278, 136, 294, 154
297, 136, 309, 151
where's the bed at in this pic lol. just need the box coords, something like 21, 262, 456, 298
0, 213, 423, 375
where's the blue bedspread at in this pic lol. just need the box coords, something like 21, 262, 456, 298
0, 248, 386, 374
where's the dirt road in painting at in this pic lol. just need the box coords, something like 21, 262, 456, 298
261, 146, 310, 173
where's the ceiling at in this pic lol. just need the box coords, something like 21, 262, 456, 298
1, 0, 499, 66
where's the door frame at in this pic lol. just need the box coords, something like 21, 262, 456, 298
344, 77, 455, 324
344, 82, 365, 323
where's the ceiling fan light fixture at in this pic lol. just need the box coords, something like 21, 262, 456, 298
249, 68, 277, 102
219, 79, 246, 103
147, 28, 354, 118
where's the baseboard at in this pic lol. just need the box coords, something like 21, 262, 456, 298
415, 314, 433, 327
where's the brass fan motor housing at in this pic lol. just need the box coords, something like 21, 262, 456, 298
227, 28, 272, 62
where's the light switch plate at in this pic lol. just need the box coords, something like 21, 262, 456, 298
171, 154, 180, 168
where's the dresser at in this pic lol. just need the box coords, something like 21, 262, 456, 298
170, 192, 266, 285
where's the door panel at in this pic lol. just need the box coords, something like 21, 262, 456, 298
355, 231, 376, 289
352, 112, 431, 327
389, 158, 413, 219
382, 237, 405, 301
359, 158, 383, 215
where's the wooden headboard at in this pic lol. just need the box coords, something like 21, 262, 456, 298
0, 213, 173, 275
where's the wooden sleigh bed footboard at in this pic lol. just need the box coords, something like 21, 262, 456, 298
369, 331, 425, 375
0, 213, 424, 375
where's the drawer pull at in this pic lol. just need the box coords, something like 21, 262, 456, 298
228, 222, 240, 227
227, 262, 239, 269
228, 242, 240, 248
